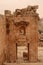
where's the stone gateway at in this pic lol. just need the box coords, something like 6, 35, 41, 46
0, 5, 40, 65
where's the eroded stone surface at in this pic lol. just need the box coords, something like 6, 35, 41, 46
0, 5, 40, 65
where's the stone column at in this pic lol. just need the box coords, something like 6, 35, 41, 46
4, 10, 11, 62
28, 23, 38, 62
5, 10, 16, 62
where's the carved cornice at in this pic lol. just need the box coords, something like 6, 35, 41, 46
13, 5, 38, 17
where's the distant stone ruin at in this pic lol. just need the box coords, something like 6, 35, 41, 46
0, 5, 40, 65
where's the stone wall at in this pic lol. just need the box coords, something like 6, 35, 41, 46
0, 5, 40, 64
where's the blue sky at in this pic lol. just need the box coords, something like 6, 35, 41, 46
0, 0, 43, 17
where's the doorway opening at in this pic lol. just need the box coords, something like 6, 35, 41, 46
16, 45, 29, 62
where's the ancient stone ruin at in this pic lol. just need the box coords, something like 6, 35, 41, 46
0, 5, 40, 64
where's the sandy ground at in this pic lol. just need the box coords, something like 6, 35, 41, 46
38, 47, 43, 62
4, 47, 43, 65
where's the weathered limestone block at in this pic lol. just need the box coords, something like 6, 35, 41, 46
5, 10, 11, 16
14, 5, 38, 17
